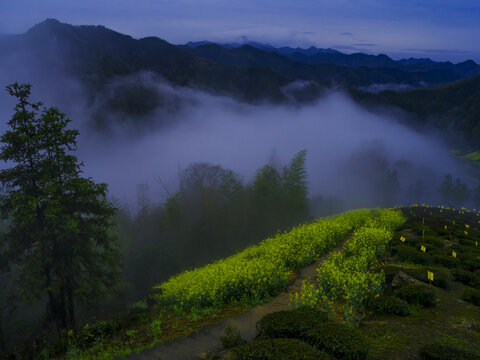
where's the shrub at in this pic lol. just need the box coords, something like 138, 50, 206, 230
394, 283, 437, 308
463, 260, 480, 272
475, 270, 480, 289
449, 244, 465, 254
365, 295, 410, 316
419, 342, 480, 360
394, 246, 431, 265
293, 220, 403, 322
304, 322, 369, 360
451, 268, 475, 285
382, 265, 402, 284
256, 307, 329, 339
153, 209, 378, 311
231, 338, 333, 360
78, 320, 118, 345
423, 235, 445, 248
413, 225, 437, 237
459, 238, 477, 247
463, 288, 480, 306
432, 254, 460, 268
459, 251, 480, 262
220, 326, 246, 349
389, 266, 449, 289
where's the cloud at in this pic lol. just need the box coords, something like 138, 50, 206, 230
71, 73, 468, 211
0, 36, 471, 211
352, 43, 377, 47
340, 32, 354, 36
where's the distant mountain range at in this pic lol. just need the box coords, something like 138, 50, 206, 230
2, 19, 478, 97
185, 40, 480, 78
1, 19, 479, 147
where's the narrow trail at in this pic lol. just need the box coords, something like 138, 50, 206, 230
122, 237, 349, 360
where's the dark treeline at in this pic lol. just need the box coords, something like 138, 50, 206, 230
118, 150, 310, 303
117, 155, 480, 303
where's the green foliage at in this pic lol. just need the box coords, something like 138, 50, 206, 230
365, 295, 410, 316
408, 267, 449, 289
282, 149, 308, 219
459, 238, 477, 247
292, 209, 406, 322
419, 342, 480, 360
439, 175, 470, 208
394, 283, 437, 308
150, 318, 163, 338
256, 307, 328, 339
394, 246, 431, 265
462, 288, 480, 306
251, 149, 309, 227
423, 235, 445, 248
230, 338, 333, 360
382, 265, 404, 284
124, 151, 312, 303
128, 300, 149, 316
78, 320, 118, 346
0, 83, 119, 330
219, 326, 246, 349
463, 260, 480, 272
153, 209, 373, 311
304, 322, 370, 360
451, 268, 476, 286
432, 254, 460, 268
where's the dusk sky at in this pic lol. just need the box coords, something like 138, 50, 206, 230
1, 0, 479, 62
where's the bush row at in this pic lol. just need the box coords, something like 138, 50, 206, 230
153, 209, 375, 311
291, 209, 406, 321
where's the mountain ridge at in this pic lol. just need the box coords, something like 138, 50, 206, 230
2, 19, 479, 148
184, 38, 480, 77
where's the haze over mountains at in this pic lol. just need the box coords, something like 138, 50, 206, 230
185, 40, 480, 78
0, 18, 479, 209
1, 18, 478, 149
2, 19, 479, 95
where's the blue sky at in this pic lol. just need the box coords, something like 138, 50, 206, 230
1, 0, 479, 62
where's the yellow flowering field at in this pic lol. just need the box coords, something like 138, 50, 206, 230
152, 209, 375, 311
291, 209, 406, 322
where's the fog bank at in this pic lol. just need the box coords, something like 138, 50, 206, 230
0, 59, 469, 213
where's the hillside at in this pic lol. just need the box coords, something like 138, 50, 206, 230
186, 41, 480, 78
187, 43, 461, 88
2, 19, 476, 104
31, 206, 480, 360
350, 74, 480, 147
2, 19, 291, 103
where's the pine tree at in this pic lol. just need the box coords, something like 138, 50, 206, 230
282, 149, 308, 218
439, 174, 454, 206
0, 83, 120, 330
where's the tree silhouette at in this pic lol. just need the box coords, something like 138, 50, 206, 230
0, 83, 120, 330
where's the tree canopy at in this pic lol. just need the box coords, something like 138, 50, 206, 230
0, 83, 120, 331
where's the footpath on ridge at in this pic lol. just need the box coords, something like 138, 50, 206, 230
121, 237, 350, 360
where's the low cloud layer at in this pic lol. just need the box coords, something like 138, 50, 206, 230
73, 73, 466, 211
0, 50, 469, 213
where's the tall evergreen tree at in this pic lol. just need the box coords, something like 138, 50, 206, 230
282, 149, 308, 218
0, 83, 120, 330
439, 174, 454, 206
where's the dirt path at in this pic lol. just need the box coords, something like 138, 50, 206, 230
122, 239, 348, 360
